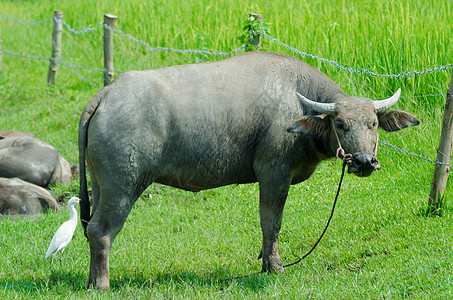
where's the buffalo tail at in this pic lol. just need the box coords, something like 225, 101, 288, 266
78, 94, 102, 240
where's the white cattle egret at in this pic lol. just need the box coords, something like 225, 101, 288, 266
45, 196, 80, 266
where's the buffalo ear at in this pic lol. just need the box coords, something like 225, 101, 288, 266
378, 110, 420, 132
287, 115, 330, 138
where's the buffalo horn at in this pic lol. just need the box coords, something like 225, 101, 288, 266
296, 93, 335, 115
373, 88, 401, 112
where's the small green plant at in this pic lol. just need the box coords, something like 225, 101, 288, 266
425, 191, 446, 217
237, 13, 269, 52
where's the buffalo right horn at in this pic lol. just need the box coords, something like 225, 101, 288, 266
296, 93, 335, 115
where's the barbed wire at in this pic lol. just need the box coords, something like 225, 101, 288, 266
379, 140, 452, 167
0, 13, 51, 25
0, 49, 124, 72
262, 33, 453, 78
0, 13, 102, 34
0, 49, 51, 62
62, 20, 104, 34
0, 49, 108, 88
402, 94, 444, 99
67, 66, 102, 88
103, 23, 245, 57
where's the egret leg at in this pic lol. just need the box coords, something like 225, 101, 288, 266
59, 249, 65, 266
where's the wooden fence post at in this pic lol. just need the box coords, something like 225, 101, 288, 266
428, 70, 453, 213
103, 14, 117, 86
247, 13, 263, 52
47, 11, 63, 85
0, 22, 2, 72
0, 22, 2, 71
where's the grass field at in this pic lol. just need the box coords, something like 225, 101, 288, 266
1, 0, 453, 298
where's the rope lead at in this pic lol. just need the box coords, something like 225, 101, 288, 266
283, 158, 348, 268
219, 158, 348, 282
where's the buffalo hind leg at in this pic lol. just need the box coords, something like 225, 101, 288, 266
258, 175, 291, 273
86, 187, 141, 290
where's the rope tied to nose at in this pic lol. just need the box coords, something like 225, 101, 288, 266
332, 118, 352, 163
331, 118, 379, 168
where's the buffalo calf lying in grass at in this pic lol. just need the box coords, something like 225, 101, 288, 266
79, 52, 420, 290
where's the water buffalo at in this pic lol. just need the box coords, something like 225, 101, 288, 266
0, 132, 74, 188
0, 177, 58, 217
79, 51, 419, 289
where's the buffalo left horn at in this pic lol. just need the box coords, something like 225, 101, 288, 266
296, 93, 335, 115
373, 88, 401, 112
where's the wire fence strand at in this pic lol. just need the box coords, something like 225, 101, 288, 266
402, 94, 444, 99
68, 67, 102, 88
0, 13, 52, 25
62, 20, 104, 34
0, 49, 52, 62
379, 140, 452, 168
0, 50, 121, 72
103, 23, 245, 57
262, 33, 453, 78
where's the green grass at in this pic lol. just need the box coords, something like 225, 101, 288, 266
1, 0, 453, 298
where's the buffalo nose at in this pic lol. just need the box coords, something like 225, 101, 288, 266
348, 153, 380, 177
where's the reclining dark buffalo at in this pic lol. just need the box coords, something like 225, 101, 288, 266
0, 177, 58, 217
78, 52, 419, 290
0, 131, 74, 188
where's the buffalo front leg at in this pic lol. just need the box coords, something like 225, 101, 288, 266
258, 176, 291, 273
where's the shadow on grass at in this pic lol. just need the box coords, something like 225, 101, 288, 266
110, 268, 275, 292
1, 270, 87, 293
2, 269, 275, 293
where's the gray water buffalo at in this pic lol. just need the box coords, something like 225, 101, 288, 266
0, 132, 74, 188
0, 177, 58, 217
79, 51, 419, 289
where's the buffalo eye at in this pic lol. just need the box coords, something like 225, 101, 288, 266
335, 120, 348, 131
368, 120, 378, 129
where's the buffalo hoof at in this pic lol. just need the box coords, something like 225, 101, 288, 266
86, 279, 110, 291
261, 260, 284, 273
